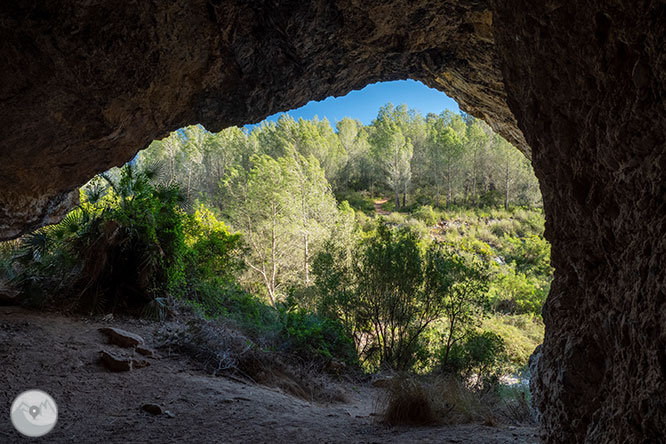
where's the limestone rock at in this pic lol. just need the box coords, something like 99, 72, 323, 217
136, 346, 155, 357
99, 350, 150, 372
99, 327, 145, 348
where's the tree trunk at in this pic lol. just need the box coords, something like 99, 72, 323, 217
504, 161, 510, 210
270, 209, 277, 306
395, 191, 400, 210
402, 191, 406, 208
446, 164, 452, 208
303, 233, 309, 285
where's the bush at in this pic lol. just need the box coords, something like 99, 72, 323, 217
379, 374, 497, 426
383, 212, 406, 225
335, 191, 375, 214
490, 219, 516, 237
482, 314, 544, 372
403, 218, 431, 240
412, 205, 438, 226
277, 305, 357, 364
381, 376, 439, 425
444, 331, 508, 390
355, 211, 374, 232
8, 165, 245, 318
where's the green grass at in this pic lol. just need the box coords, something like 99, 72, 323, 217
482, 314, 544, 371
335, 190, 376, 214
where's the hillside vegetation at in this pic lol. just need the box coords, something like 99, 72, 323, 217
0, 104, 548, 406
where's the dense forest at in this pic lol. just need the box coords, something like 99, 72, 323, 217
0, 104, 548, 389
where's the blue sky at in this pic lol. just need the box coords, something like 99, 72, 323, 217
252, 79, 460, 127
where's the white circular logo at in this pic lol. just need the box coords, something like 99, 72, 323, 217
10, 390, 58, 437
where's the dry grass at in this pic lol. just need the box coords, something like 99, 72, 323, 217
156, 315, 348, 404
381, 377, 438, 425
378, 374, 534, 427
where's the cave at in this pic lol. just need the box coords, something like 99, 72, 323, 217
1, 1, 665, 442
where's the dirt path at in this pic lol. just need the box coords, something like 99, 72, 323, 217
0, 307, 538, 443
374, 198, 391, 216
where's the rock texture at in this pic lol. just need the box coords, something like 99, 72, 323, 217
99, 349, 150, 372
1, 1, 665, 443
99, 327, 145, 348
492, 1, 666, 442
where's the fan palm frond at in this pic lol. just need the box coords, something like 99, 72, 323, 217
142, 159, 168, 184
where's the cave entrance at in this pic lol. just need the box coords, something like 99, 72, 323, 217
1, 79, 547, 439
3, 2, 663, 442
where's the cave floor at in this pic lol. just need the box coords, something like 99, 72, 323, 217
0, 307, 538, 443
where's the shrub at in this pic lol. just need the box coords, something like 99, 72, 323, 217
355, 211, 374, 232
277, 305, 357, 364
444, 330, 509, 390
412, 205, 438, 226
384, 212, 406, 225
381, 376, 438, 425
482, 314, 544, 372
403, 218, 431, 240
490, 219, 516, 237
379, 374, 497, 426
335, 191, 375, 214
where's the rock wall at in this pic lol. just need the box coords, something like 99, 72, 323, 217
1, 1, 665, 442
492, 1, 666, 442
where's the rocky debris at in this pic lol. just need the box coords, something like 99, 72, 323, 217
136, 346, 155, 357
99, 350, 150, 372
141, 403, 163, 415
99, 327, 145, 348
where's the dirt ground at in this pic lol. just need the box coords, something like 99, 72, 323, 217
0, 307, 539, 443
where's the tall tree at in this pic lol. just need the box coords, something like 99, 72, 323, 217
426, 112, 465, 207
222, 155, 293, 305
222, 151, 337, 304
371, 105, 414, 209
280, 148, 337, 284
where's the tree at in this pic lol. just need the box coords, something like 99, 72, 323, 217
336, 118, 372, 191
371, 106, 414, 209
315, 221, 479, 371
280, 148, 337, 285
426, 112, 465, 207
222, 155, 294, 306
357, 224, 425, 369
222, 151, 337, 305
425, 245, 490, 368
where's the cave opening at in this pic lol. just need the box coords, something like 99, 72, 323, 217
2, 78, 548, 442
1, 2, 665, 443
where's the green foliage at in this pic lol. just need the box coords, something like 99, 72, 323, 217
314, 219, 493, 372
412, 205, 438, 226
277, 304, 356, 363
425, 244, 491, 371
482, 314, 544, 371
334, 190, 375, 214
444, 331, 508, 389
7, 103, 549, 381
